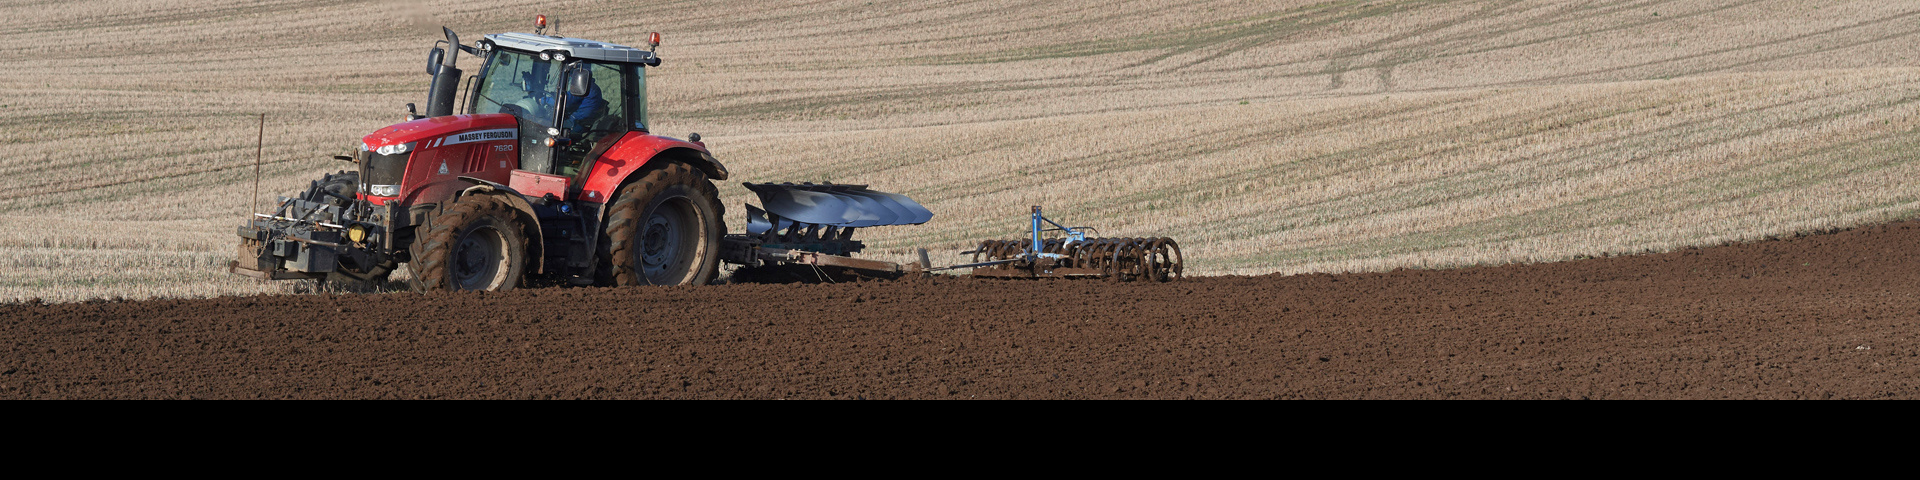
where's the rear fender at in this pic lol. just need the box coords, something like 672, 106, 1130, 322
576, 133, 728, 205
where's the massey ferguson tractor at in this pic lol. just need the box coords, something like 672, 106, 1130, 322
231, 18, 1183, 291
230, 19, 938, 291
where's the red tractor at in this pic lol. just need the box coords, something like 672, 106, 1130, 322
232, 20, 931, 291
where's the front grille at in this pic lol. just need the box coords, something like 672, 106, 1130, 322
363, 151, 410, 191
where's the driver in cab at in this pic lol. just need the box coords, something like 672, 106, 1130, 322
518, 61, 609, 176
521, 62, 607, 133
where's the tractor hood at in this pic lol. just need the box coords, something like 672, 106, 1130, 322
362, 113, 518, 150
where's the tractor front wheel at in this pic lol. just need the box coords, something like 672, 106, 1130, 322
409, 194, 527, 292
602, 161, 723, 286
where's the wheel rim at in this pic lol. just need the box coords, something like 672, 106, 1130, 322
637, 196, 698, 284
451, 225, 507, 290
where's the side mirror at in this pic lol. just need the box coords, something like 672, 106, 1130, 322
426, 47, 445, 76
567, 67, 591, 97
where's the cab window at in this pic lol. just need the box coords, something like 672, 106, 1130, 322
561, 62, 626, 135
472, 49, 561, 126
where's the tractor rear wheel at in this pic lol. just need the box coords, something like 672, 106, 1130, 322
602, 161, 723, 286
409, 194, 527, 292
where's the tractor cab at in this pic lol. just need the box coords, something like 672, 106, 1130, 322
462, 32, 658, 180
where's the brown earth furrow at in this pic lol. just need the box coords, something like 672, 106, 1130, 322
4, 219, 1918, 399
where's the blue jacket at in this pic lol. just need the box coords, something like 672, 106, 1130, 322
564, 81, 606, 131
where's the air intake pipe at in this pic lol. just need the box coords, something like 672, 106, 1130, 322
425, 27, 463, 118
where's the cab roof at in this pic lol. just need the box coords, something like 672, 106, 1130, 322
482, 32, 657, 64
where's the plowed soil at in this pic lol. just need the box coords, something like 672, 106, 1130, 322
6, 221, 1920, 399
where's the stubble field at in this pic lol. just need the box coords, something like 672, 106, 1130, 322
0, 0, 1915, 302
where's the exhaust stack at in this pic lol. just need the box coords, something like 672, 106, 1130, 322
425, 27, 463, 118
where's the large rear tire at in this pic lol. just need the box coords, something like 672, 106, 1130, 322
602, 161, 723, 286
409, 194, 527, 292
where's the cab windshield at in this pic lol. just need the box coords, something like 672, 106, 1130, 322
472, 49, 561, 126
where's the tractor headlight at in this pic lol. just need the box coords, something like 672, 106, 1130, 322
347, 225, 368, 244
375, 142, 415, 156
368, 184, 400, 197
